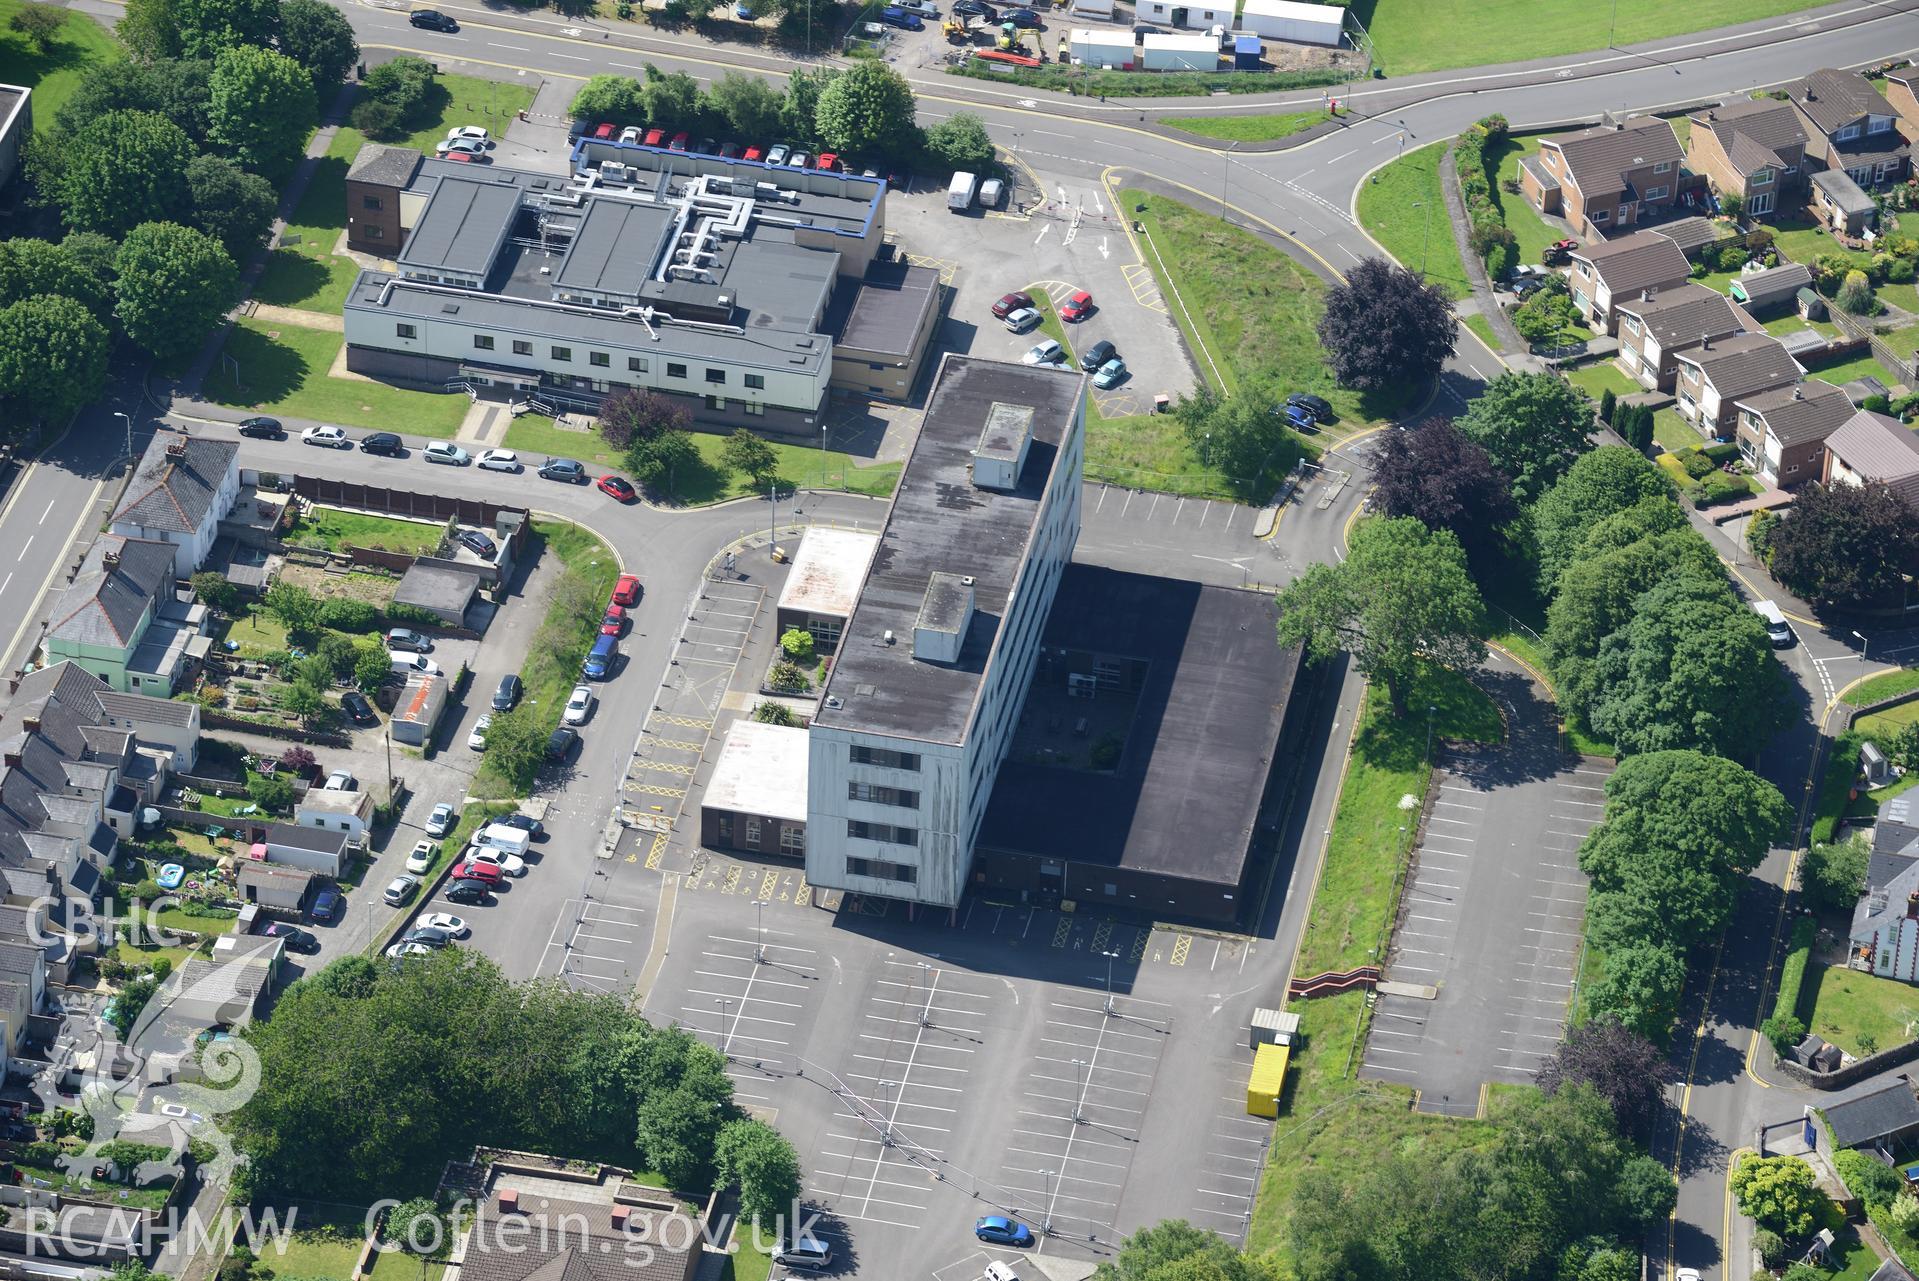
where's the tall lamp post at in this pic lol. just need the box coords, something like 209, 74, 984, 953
1101, 948, 1120, 1017
1854, 629, 1870, 670
1410, 202, 1432, 277
113, 412, 132, 465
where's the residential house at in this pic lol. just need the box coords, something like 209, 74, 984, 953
259, 822, 348, 878
44, 536, 209, 695
1671, 332, 1804, 439
1810, 168, 1879, 236
1567, 231, 1693, 334
1823, 408, 1919, 507
1685, 98, 1809, 218
108, 430, 241, 578
1611, 282, 1749, 390
1519, 116, 1691, 239
1734, 379, 1855, 488
1788, 68, 1913, 189
449, 1156, 703, 1281
294, 787, 373, 849
1819, 1077, 1919, 1150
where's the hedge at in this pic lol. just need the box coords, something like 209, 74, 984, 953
1772, 915, 1815, 1025
1812, 729, 1867, 846
1451, 114, 1510, 263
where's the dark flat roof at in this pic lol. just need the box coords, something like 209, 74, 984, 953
554, 198, 674, 301
833, 261, 940, 358
399, 177, 521, 276
976, 566, 1299, 886
813, 356, 1084, 744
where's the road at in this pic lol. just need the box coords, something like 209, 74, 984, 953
4, 0, 1918, 1273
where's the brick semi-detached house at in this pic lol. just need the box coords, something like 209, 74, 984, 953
1789, 67, 1912, 190
1612, 282, 1751, 391
1673, 331, 1804, 440
1734, 378, 1854, 489
1520, 116, 1695, 240
1567, 230, 1691, 334
1685, 98, 1809, 218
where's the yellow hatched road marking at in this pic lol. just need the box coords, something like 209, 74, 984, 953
656, 739, 706, 753
1091, 920, 1112, 951
1169, 934, 1192, 966
796, 878, 812, 908
1051, 917, 1073, 948
722, 866, 742, 894
645, 760, 698, 776
658, 714, 712, 729
645, 832, 668, 870
624, 783, 686, 798
1129, 930, 1148, 962
759, 871, 778, 900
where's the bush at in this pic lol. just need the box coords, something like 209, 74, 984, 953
1837, 269, 1878, 315
1893, 1193, 1919, 1233
1891, 256, 1919, 285
1702, 442, 1741, 465
1803, 835, 1869, 914
247, 771, 295, 814
1597, 388, 1616, 425
1753, 1229, 1787, 1269
751, 701, 797, 726
1697, 470, 1746, 505
1835, 1148, 1903, 1210
1484, 240, 1515, 283
768, 661, 807, 694
349, 97, 403, 140
1761, 1013, 1805, 1055
1720, 191, 1745, 219
779, 628, 815, 662
1771, 916, 1815, 1029
1892, 391, 1919, 420
1864, 393, 1892, 415
1716, 242, 1748, 272
316, 598, 380, 633
385, 602, 441, 628
1452, 116, 1512, 263
1681, 451, 1717, 480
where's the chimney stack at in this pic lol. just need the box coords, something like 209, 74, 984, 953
1906, 888, 1918, 919
21, 717, 39, 736
1794, 384, 1805, 400
2, 752, 19, 771
102, 549, 120, 572
165, 432, 189, 461
498, 1190, 519, 1215
610, 1206, 630, 1231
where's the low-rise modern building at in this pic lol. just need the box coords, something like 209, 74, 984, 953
1235, 0, 1344, 44
1672, 331, 1803, 439
1823, 408, 1919, 507
775, 527, 880, 654
44, 536, 210, 695
805, 357, 1086, 911
1520, 116, 1694, 239
700, 719, 808, 857
109, 430, 241, 578
1131, 0, 1231, 29
1734, 378, 1855, 488
259, 821, 349, 877
1612, 282, 1750, 390
1567, 231, 1692, 334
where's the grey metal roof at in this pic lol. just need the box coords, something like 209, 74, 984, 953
111, 431, 236, 534
1731, 262, 1814, 304
1546, 116, 1684, 197
1813, 167, 1878, 216
1827, 410, 1919, 506
1676, 331, 1802, 400
262, 822, 348, 855
1791, 67, 1898, 136
1821, 1076, 1919, 1148
553, 198, 673, 302
1576, 231, 1691, 297
1613, 282, 1743, 345
398, 177, 522, 276
977, 565, 1300, 886
1735, 379, 1854, 448
813, 356, 1086, 744
834, 261, 940, 359
48, 536, 177, 648
347, 142, 424, 188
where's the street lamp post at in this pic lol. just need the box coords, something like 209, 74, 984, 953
1073, 1058, 1087, 1124
1101, 948, 1120, 1017
1425, 703, 1437, 762
1607, 0, 1619, 46
755, 900, 766, 964
1040, 1169, 1054, 1234
877, 1080, 899, 1145
113, 412, 132, 464
1410, 202, 1432, 277
715, 996, 732, 1053
917, 961, 934, 1028
1854, 629, 1870, 669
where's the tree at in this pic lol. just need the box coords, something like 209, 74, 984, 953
1803, 833, 1870, 914
117, 0, 181, 60
712, 1118, 799, 1228
185, 154, 279, 256
1367, 417, 1516, 563
1095, 1221, 1272, 1281
1274, 517, 1485, 714
264, 581, 321, 637
814, 60, 919, 158
1768, 480, 1919, 607
116, 222, 239, 360
600, 387, 690, 450
1762, 1013, 1807, 1055
275, 0, 358, 92
1623, 404, 1655, 454
1613, 1155, 1677, 1229
480, 708, 549, 793
1171, 384, 1303, 500
208, 45, 316, 181
357, 56, 437, 135
0, 295, 111, 428
383, 1197, 442, 1253
354, 644, 392, 694
1597, 388, 1616, 425
9, 4, 63, 52
1453, 371, 1593, 505
1534, 1016, 1672, 1139
1315, 257, 1457, 395
59, 57, 214, 142
1730, 1156, 1823, 1237
191, 571, 239, 612
1530, 445, 1676, 590
1581, 940, 1684, 1041
1510, 288, 1579, 343
569, 75, 646, 127
779, 67, 837, 145
1837, 268, 1877, 315
0, 237, 112, 317
708, 73, 783, 140
640, 66, 703, 132
33, 110, 194, 236
172, 0, 278, 59
1578, 750, 1788, 946
247, 771, 295, 814
779, 628, 815, 662
627, 430, 701, 496
720, 429, 779, 487
1587, 576, 1788, 758
283, 682, 326, 725
751, 701, 796, 726
1835, 1148, 1903, 1212
924, 113, 996, 175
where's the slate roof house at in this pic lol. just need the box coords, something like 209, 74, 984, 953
1672, 332, 1805, 439
1685, 98, 1810, 218
108, 430, 241, 578
44, 535, 209, 695
1820, 1077, 1919, 1150
1566, 231, 1693, 333
1611, 282, 1750, 390
1824, 409, 1919, 508
1788, 67, 1913, 189
1519, 116, 1694, 239
1734, 379, 1855, 489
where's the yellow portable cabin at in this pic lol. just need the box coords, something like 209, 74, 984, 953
1246, 1041, 1289, 1117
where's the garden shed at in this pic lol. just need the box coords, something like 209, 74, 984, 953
261, 821, 348, 877
1236, 0, 1342, 45
1728, 262, 1814, 311
1819, 1076, 1919, 1151
238, 859, 314, 913
394, 561, 481, 627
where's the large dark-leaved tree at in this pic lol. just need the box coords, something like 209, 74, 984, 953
1767, 479, 1919, 608
1453, 371, 1594, 505
1315, 257, 1456, 396
0, 295, 111, 432
32, 109, 194, 237
1369, 417, 1516, 563
115, 222, 239, 361
275, 0, 358, 93
1536, 1016, 1672, 1140
1529, 444, 1675, 591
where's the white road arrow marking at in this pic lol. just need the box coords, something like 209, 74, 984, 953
1099, 237, 1109, 259
1035, 224, 1051, 244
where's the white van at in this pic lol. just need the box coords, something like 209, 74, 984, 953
476, 823, 532, 859
948, 170, 978, 212
388, 651, 445, 677
1754, 599, 1794, 649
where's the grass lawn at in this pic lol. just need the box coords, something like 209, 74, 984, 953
367, 1256, 445, 1281
1858, 701, 1919, 739
670, 433, 900, 505
1691, 265, 1750, 296
112, 940, 192, 972
224, 610, 290, 657
14, 1162, 173, 1210
1854, 667, 1919, 707
1763, 212, 1872, 274
1564, 361, 1637, 402
1763, 312, 1841, 341
1127, 190, 1411, 431
1876, 324, 1919, 360
1354, 142, 1473, 301
1653, 408, 1698, 453
1487, 133, 1573, 269
0, 0, 120, 133
503, 415, 621, 470
1804, 962, 1919, 1058
204, 318, 470, 436
1811, 349, 1906, 393
1357, 0, 1828, 76
1463, 312, 1498, 350
1161, 110, 1325, 143
149, 907, 237, 938
261, 1202, 370, 1280
289, 507, 447, 555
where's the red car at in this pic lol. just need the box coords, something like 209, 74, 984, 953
592, 122, 617, 140
669, 132, 690, 151
816, 152, 840, 172
611, 574, 642, 607
992, 290, 1035, 320
1060, 290, 1094, 322
643, 127, 666, 147
601, 604, 626, 636
743, 143, 765, 162
597, 474, 637, 502
453, 860, 504, 886
444, 149, 475, 164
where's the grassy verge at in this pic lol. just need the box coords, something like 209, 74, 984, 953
1852, 668, 1919, 707
204, 317, 469, 436
1248, 665, 1502, 1264
0, 0, 120, 132
1462, 313, 1498, 351
1161, 111, 1324, 143
289, 507, 446, 555
1805, 961, 1919, 1058
679, 434, 901, 503
950, 59, 1347, 97
1486, 131, 1574, 269
1354, 141, 1472, 301
503, 415, 620, 470
1362, 0, 1828, 76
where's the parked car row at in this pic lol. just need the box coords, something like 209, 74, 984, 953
579, 118, 904, 186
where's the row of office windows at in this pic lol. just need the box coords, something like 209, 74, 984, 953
847, 819, 917, 846
849, 781, 919, 809
386, 324, 767, 388
850, 745, 920, 771
848, 856, 916, 884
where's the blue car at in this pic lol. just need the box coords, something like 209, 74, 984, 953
974, 1216, 1034, 1247
311, 888, 343, 922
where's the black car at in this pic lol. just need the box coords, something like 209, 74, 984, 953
361, 432, 404, 456
1287, 392, 1333, 422
1082, 340, 1117, 370
1004, 6, 1041, 25
540, 457, 587, 482
456, 528, 499, 558
445, 878, 491, 905
410, 8, 458, 29
402, 925, 454, 949
953, 0, 996, 15
1133, 21, 1161, 35
238, 416, 283, 438
547, 726, 579, 760
263, 922, 319, 953
492, 673, 521, 711
498, 813, 546, 840
341, 691, 378, 725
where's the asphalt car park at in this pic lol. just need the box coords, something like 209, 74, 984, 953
1361, 659, 1603, 1115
